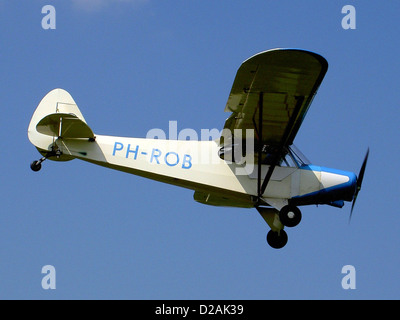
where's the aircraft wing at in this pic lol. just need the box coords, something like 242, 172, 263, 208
222, 48, 328, 151
221, 48, 328, 200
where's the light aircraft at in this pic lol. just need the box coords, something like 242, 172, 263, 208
28, 49, 368, 249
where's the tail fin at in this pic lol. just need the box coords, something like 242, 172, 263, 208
28, 89, 94, 160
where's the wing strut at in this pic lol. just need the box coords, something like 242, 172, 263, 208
257, 95, 305, 202
257, 92, 263, 200
256, 91, 279, 203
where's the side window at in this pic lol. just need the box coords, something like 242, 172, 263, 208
281, 152, 298, 167
280, 145, 310, 168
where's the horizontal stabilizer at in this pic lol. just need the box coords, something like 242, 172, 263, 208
37, 113, 94, 139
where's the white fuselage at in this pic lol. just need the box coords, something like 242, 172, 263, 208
54, 135, 355, 209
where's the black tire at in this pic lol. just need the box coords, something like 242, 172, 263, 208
266, 229, 288, 249
279, 205, 302, 227
30, 161, 41, 172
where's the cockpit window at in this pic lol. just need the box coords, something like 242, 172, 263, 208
281, 145, 310, 167
218, 140, 311, 168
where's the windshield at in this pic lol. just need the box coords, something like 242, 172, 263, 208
281, 145, 310, 167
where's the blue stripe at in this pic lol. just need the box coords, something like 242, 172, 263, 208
293, 166, 357, 204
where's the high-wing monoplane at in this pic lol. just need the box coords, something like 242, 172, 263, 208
28, 49, 368, 248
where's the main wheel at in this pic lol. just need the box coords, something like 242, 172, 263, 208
266, 229, 288, 249
279, 205, 302, 227
30, 160, 41, 172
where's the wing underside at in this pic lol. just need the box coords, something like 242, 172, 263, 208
219, 48, 328, 203
222, 48, 328, 150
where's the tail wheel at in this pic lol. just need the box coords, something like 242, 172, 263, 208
279, 205, 302, 228
30, 160, 42, 172
266, 229, 288, 249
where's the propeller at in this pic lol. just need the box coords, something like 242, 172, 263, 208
349, 148, 369, 222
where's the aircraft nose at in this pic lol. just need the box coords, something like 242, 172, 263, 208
319, 169, 357, 202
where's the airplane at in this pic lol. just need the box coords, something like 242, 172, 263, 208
28, 48, 368, 249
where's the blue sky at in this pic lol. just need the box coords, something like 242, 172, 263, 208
1, 0, 399, 299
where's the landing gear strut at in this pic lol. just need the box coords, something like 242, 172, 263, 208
30, 147, 62, 172
264, 205, 301, 248
257, 205, 302, 249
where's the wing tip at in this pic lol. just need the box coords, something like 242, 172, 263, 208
243, 48, 328, 71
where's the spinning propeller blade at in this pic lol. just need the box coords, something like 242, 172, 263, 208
349, 148, 369, 222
